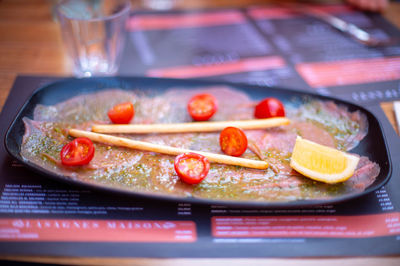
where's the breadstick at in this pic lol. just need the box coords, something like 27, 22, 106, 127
92, 117, 290, 133
68, 129, 268, 170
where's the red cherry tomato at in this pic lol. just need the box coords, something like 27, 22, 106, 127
174, 153, 210, 184
254, 98, 285, 119
60, 137, 95, 166
108, 102, 134, 124
219, 127, 248, 157
187, 94, 218, 121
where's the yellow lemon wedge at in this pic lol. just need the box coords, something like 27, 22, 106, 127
290, 136, 360, 184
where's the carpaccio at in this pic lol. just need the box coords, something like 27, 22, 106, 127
21, 87, 380, 202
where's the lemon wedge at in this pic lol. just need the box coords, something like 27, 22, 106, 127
290, 136, 360, 184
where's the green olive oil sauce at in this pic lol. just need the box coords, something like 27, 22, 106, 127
21, 89, 374, 202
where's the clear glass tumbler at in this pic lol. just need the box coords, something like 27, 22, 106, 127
56, 0, 131, 77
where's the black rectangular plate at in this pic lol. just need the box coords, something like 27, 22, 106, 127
4, 76, 392, 208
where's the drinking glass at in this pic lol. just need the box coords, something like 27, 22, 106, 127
56, 0, 131, 77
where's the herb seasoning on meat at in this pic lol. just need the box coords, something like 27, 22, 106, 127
21, 87, 380, 202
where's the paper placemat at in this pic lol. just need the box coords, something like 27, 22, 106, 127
1, 3, 400, 257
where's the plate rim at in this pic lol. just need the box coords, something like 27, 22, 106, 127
4, 76, 393, 208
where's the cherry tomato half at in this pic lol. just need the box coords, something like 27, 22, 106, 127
219, 127, 248, 157
187, 94, 218, 121
254, 98, 285, 119
60, 137, 95, 166
108, 102, 134, 124
174, 153, 210, 184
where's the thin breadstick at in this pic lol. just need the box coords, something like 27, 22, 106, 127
69, 129, 268, 170
92, 117, 290, 134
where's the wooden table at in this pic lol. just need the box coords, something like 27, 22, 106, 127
0, 0, 399, 265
